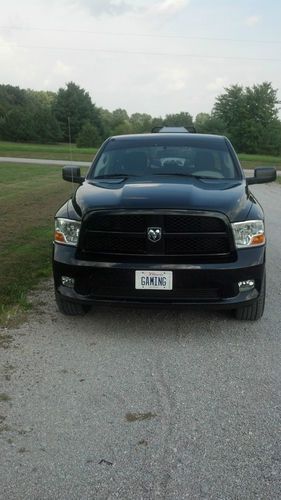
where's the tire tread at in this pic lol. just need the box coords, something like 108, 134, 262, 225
55, 292, 90, 316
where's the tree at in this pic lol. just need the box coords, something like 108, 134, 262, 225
98, 107, 114, 139
25, 89, 62, 143
2, 105, 62, 143
0, 84, 26, 117
77, 122, 101, 148
213, 82, 281, 154
25, 89, 57, 108
111, 121, 133, 136
3, 108, 36, 142
111, 109, 129, 127
195, 112, 226, 135
0, 84, 28, 139
0, 84, 62, 143
151, 116, 164, 131
213, 84, 247, 149
164, 112, 193, 127
33, 107, 62, 143
194, 113, 210, 131
53, 82, 101, 141
130, 113, 152, 133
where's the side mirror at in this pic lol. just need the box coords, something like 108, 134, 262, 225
62, 166, 85, 184
246, 166, 276, 185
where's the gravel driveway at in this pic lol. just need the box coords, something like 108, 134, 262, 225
0, 183, 280, 500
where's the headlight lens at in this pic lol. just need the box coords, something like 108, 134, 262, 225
54, 218, 81, 246
231, 220, 265, 248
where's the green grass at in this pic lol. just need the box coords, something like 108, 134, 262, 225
0, 163, 72, 325
0, 141, 97, 161
239, 153, 281, 169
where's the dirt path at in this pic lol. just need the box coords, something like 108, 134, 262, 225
1, 183, 281, 500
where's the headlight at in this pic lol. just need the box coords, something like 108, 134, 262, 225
54, 218, 81, 246
231, 220, 265, 248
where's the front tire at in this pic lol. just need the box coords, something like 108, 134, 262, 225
234, 273, 266, 321
55, 292, 90, 316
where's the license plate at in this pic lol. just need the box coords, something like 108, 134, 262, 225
135, 271, 173, 290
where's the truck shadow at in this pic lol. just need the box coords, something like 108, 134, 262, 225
77, 303, 263, 344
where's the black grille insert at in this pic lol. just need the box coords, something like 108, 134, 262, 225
164, 215, 225, 233
80, 211, 232, 259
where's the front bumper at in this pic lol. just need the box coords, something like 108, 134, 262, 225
53, 244, 265, 309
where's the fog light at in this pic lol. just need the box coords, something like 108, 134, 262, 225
61, 276, 75, 288
238, 280, 255, 291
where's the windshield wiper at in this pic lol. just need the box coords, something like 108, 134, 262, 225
152, 173, 222, 180
94, 174, 137, 180
192, 174, 223, 180
152, 172, 194, 177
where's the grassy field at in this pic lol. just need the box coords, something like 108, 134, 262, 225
239, 153, 281, 169
0, 163, 84, 325
0, 140, 281, 168
0, 141, 97, 162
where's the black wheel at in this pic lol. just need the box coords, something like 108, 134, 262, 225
55, 292, 90, 316
234, 272, 266, 321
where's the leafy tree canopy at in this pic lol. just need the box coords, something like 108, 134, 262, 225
53, 81, 101, 142
164, 112, 193, 127
0, 84, 62, 143
130, 113, 152, 133
213, 82, 281, 154
25, 89, 57, 108
0, 84, 27, 117
76, 121, 101, 148
195, 112, 226, 135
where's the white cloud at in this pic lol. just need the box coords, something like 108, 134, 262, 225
53, 60, 72, 76
206, 77, 228, 92
71, 0, 190, 18
245, 15, 261, 27
160, 67, 189, 91
68, 0, 136, 16
148, 0, 189, 16
0, 36, 14, 58
154, 0, 189, 14
43, 79, 51, 88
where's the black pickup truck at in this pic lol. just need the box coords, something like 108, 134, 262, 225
53, 131, 276, 320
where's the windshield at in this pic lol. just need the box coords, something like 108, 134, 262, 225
91, 140, 239, 180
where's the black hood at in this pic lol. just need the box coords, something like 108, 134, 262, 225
72, 177, 254, 222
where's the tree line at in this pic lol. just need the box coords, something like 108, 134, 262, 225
0, 81, 280, 155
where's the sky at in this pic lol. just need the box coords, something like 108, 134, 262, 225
1, 0, 281, 118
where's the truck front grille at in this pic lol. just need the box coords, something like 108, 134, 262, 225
79, 211, 233, 260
